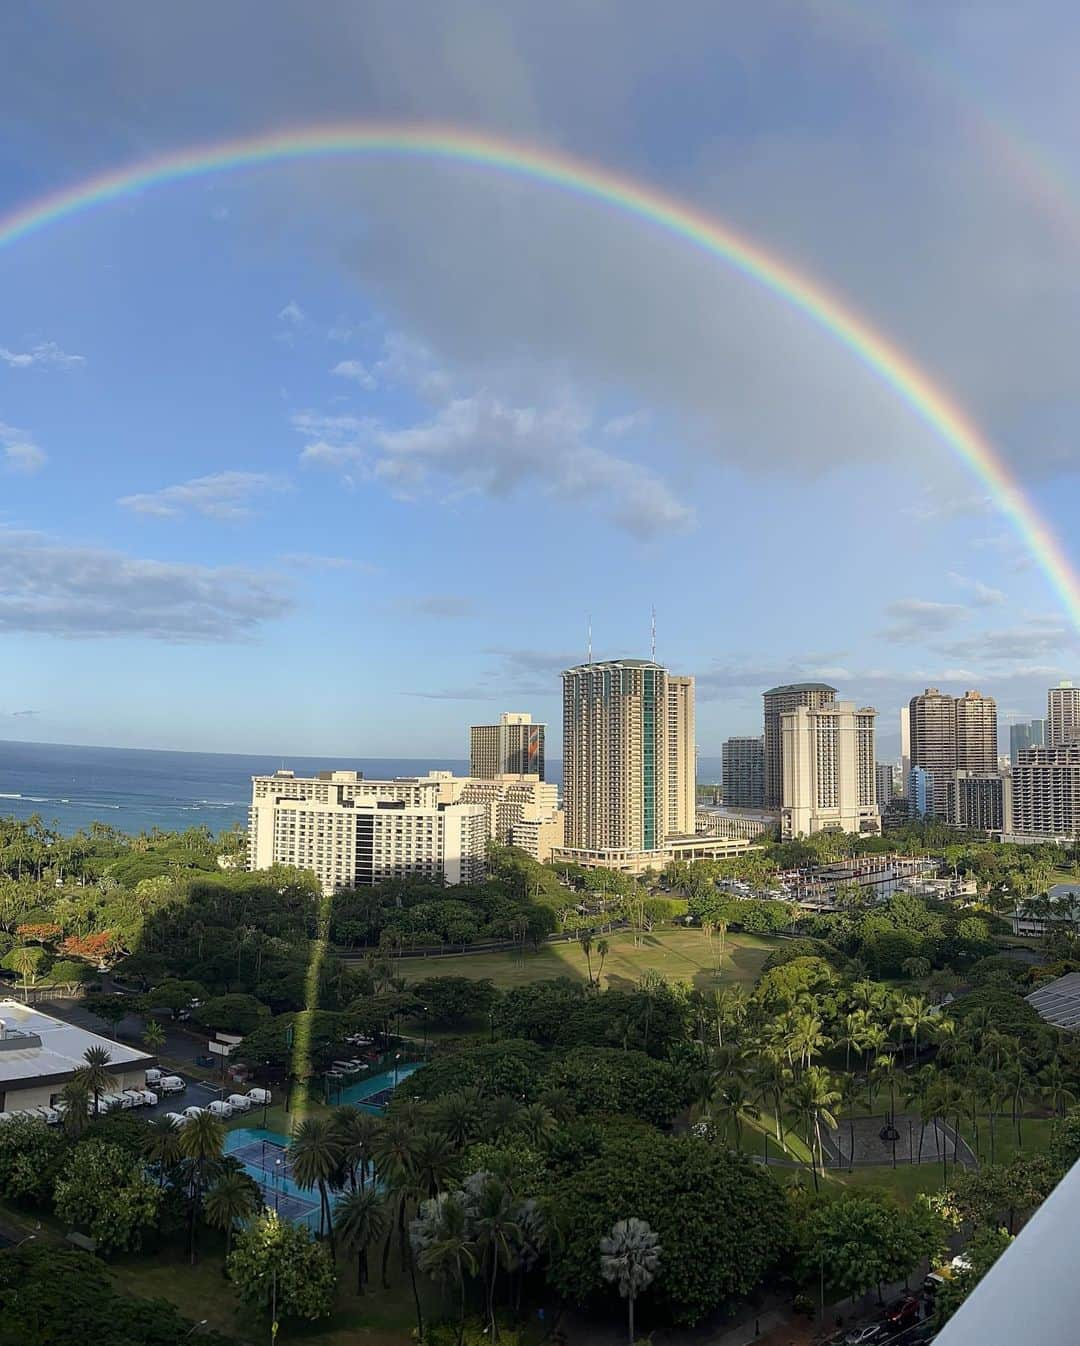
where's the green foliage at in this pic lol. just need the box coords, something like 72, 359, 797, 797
934, 1225, 1014, 1325
946, 1155, 1060, 1234
0, 1245, 234, 1346
1050, 1105, 1080, 1170
53, 1138, 163, 1253
756, 956, 837, 1004
144, 978, 207, 1014
192, 992, 271, 1035
548, 1130, 791, 1324
410, 975, 498, 1026
542, 1046, 693, 1126
409, 1039, 547, 1101
948, 985, 1049, 1041
796, 1193, 946, 1301
227, 1209, 337, 1320
236, 1009, 348, 1072
0, 1115, 66, 1203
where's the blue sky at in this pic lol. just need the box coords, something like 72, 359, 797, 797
1, 1, 1078, 758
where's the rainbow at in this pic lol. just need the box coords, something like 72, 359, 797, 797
2, 122, 1077, 627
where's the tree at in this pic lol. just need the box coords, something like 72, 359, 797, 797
411, 975, 498, 1027
412, 1190, 478, 1344
58, 1079, 92, 1138
227, 1210, 337, 1324
335, 1187, 390, 1293
142, 1114, 183, 1187
934, 1225, 1013, 1325
192, 993, 270, 1036
600, 1217, 662, 1346
177, 1108, 226, 1263
0, 1115, 65, 1203
82, 992, 129, 1039
142, 1017, 166, 1051
53, 1139, 163, 1253
204, 1170, 260, 1258
549, 1131, 790, 1325
798, 1194, 946, 1304
3, 945, 47, 992
73, 1045, 114, 1116
473, 1173, 522, 1343
789, 1067, 841, 1191
290, 1116, 344, 1246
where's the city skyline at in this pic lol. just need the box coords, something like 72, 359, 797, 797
3, 6, 1080, 757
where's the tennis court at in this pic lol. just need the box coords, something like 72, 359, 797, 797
225, 1129, 321, 1231
338, 1062, 422, 1112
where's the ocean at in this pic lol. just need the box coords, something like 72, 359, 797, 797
0, 740, 725, 838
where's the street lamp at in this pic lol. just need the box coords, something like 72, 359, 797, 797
185, 1320, 209, 1337
14, 1233, 36, 1248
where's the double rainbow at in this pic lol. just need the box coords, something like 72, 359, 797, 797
2, 123, 1076, 627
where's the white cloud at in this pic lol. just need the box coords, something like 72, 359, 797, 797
947, 571, 1007, 606
295, 390, 693, 539
330, 359, 376, 390
277, 301, 306, 325
279, 552, 379, 573
0, 529, 291, 642
0, 341, 85, 370
0, 423, 46, 474
117, 471, 285, 520
881, 598, 970, 643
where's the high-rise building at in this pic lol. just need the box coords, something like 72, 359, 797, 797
955, 689, 998, 772
875, 762, 895, 810
722, 736, 765, 808
780, 701, 880, 838
1048, 682, 1080, 747
949, 771, 1006, 834
470, 712, 545, 779
248, 770, 488, 893
762, 682, 837, 808
899, 706, 911, 797
562, 658, 694, 853
1011, 721, 1034, 762
1006, 745, 1080, 843
666, 675, 696, 837
908, 766, 930, 817
908, 688, 958, 820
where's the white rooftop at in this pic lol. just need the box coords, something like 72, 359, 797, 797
0, 998, 151, 1087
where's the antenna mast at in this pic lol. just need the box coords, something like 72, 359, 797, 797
650, 606, 656, 662
587, 615, 593, 665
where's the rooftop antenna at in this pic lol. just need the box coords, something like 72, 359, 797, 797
650, 606, 656, 662
587, 615, 593, 665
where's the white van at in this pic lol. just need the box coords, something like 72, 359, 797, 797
207, 1100, 233, 1119
144, 1068, 163, 1086
139, 1089, 159, 1107
35, 1106, 61, 1125
182, 1105, 207, 1121
157, 1076, 185, 1095
247, 1087, 271, 1105
225, 1093, 252, 1112
123, 1089, 148, 1108
163, 1111, 187, 1128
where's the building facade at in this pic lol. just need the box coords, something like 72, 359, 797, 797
955, 689, 998, 772
469, 712, 545, 779
248, 770, 489, 892
1048, 682, 1080, 747
456, 775, 560, 848
722, 736, 765, 808
1006, 745, 1080, 844
762, 682, 837, 809
899, 705, 911, 797
780, 701, 880, 838
875, 762, 895, 810
696, 806, 774, 840
561, 658, 695, 859
1011, 718, 1046, 762
949, 770, 1006, 834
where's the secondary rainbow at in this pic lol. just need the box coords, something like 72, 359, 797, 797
2, 122, 1077, 628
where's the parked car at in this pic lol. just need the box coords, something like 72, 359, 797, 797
247, 1087, 271, 1105
157, 1075, 185, 1095
163, 1112, 187, 1128
226, 1093, 252, 1112
844, 1326, 886, 1346
885, 1297, 921, 1331
144, 1068, 163, 1086
207, 1100, 233, 1119
182, 1105, 207, 1120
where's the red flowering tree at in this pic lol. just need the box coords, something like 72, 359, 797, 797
59, 931, 121, 967
16, 922, 62, 946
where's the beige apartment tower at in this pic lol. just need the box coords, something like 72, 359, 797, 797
780, 701, 880, 838
1048, 682, 1080, 747
955, 689, 998, 772
562, 658, 695, 854
763, 683, 838, 808
470, 712, 545, 779
908, 688, 958, 819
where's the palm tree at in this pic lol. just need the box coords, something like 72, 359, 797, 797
59, 1078, 91, 1138
515, 1102, 557, 1149
789, 1066, 840, 1192
290, 1116, 344, 1246
838, 1011, 868, 1074
713, 1080, 760, 1152
74, 1045, 114, 1116
898, 996, 933, 1064
204, 1170, 259, 1258
1039, 1060, 1078, 1119
142, 1018, 166, 1052
413, 1191, 478, 1344
474, 1175, 522, 1343
595, 938, 610, 986
335, 1187, 390, 1294
413, 1130, 458, 1199
599, 1217, 662, 1346
538, 1086, 576, 1127
578, 932, 595, 987
9, 946, 40, 996
142, 1114, 183, 1186
434, 1092, 485, 1150
903, 1067, 937, 1166
332, 1106, 379, 1190
178, 1109, 226, 1264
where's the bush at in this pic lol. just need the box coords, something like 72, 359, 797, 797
408, 1039, 547, 1101
542, 1046, 694, 1126
53, 1139, 162, 1253
0, 1116, 67, 1203
227, 1210, 336, 1321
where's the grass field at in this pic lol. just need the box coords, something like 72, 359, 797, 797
393, 926, 777, 992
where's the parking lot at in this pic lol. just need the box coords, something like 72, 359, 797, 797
141, 1078, 221, 1121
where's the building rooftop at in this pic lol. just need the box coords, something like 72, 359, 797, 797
1026, 972, 1080, 1030
563, 658, 664, 673
0, 999, 152, 1087
762, 682, 838, 696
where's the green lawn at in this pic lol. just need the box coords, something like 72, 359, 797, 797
829, 1163, 948, 1203
391, 927, 776, 992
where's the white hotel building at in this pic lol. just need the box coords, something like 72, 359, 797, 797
248, 769, 561, 893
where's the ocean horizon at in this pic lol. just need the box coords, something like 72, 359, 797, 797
0, 739, 724, 837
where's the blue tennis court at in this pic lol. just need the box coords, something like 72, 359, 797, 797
225, 1128, 321, 1232
338, 1062, 422, 1112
